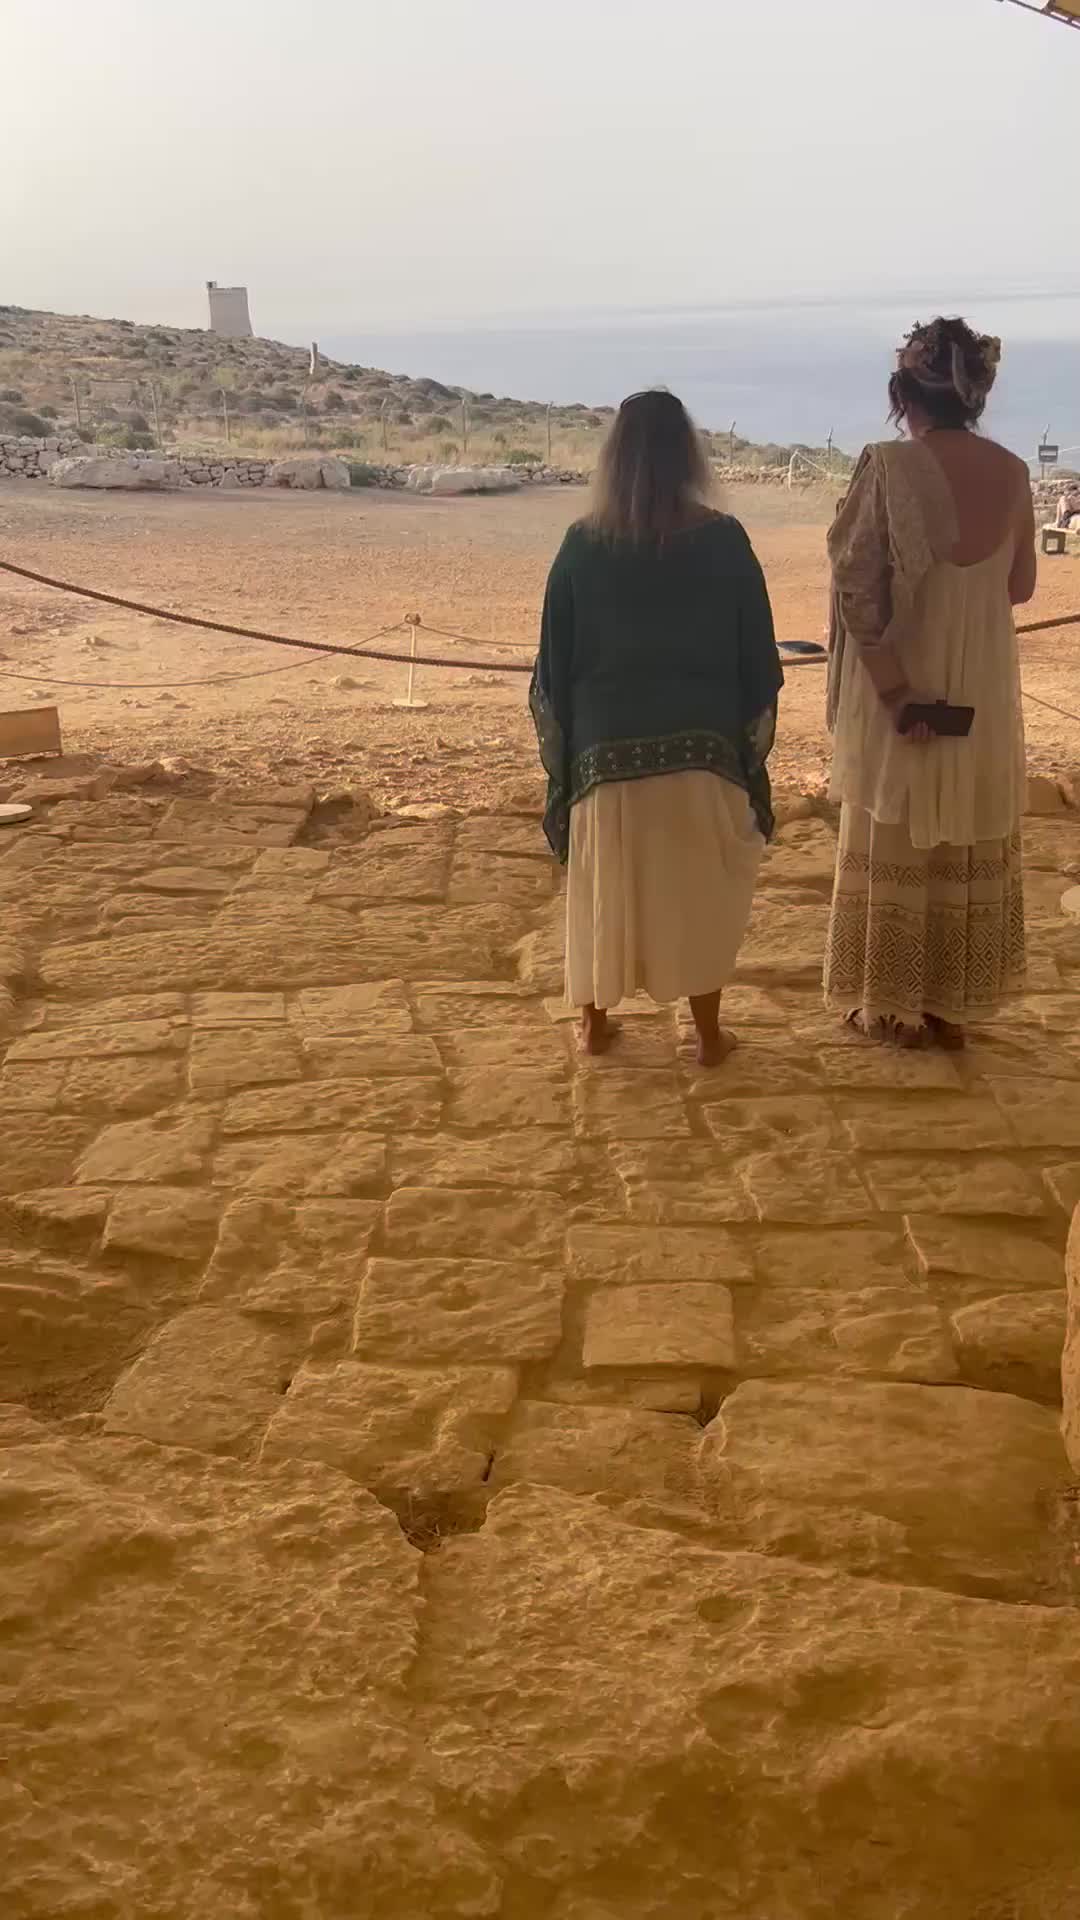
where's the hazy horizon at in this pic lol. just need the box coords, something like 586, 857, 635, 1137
8, 0, 1080, 323
7, 0, 1079, 457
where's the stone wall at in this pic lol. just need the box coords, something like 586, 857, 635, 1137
1, 435, 274, 488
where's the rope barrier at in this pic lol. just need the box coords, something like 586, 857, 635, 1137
2, 558, 1080, 723
0, 560, 532, 679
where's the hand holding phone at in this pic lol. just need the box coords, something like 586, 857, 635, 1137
897, 700, 975, 739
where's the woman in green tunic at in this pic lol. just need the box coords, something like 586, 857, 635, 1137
530, 389, 783, 1061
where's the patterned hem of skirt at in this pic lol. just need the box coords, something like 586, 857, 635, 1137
823, 980, 1026, 1027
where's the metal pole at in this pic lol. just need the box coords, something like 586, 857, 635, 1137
729, 420, 737, 465
70, 377, 83, 433
826, 429, 834, 473
546, 401, 553, 464
461, 397, 469, 454
382, 398, 389, 454
149, 382, 163, 450
221, 389, 231, 444
393, 616, 429, 710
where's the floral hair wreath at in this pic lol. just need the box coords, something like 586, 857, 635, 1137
897, 323, 1002, 410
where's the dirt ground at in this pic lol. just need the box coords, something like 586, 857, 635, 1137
2, 479, 1080, 806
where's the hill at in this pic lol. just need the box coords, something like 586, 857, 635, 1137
0, 304, 849, 476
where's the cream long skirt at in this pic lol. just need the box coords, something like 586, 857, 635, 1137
566, 770, 764, 1009
823, 803, 1026, 1028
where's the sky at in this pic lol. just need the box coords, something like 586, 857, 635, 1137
5, 0, 1079, 398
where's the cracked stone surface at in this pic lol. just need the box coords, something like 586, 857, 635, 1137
3, 785, 1080, 1917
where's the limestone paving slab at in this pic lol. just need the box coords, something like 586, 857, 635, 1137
6, 1017, 187, 1062
200, 1195, 382, 1316
188, 1025, 304, 1096
0, 1439, 478, 1920
316, 842, 450, 902
950, 1292, 1066, 1403
301, 1033, 444, 1077
0, 1116, 92, 1196
606, 1140, 754, 1224
393, 1131, 578, 1191
489, 1400, 701, 1507
211, 1131, 387, 1196
584, 1282, 736, 1369
699, 1379, 1069, 1602
446, 1066, 571, 1130
62, 1056, 184, 1116
192, 990, 287, 1025
698, 1094, 840, 1155
103, 1307, 298, 1453
289, 980, 412, 1035
414, 982, 545, 1030
814, 1047, 962, 1090
691, 1044, 826, 1100
102, 1185, 223, 1260
1045, 1162, 1080, 1215
448, 851, 554, 905
354, 1258, 564, 1364
437, 1024, 570, 1071
456, 815, 552, 857
574, 1069, 691, 1139
752, 1225, 914, 1289
734, 1286, 958, 1382
221, 1075, 441, 1135
904, 1217, 1063, 1289
0, 1062, 67, 1111
385, 1186, 566, 1262
76, 1113, 214, 1186
989, 1077, 1080, 1148
740, 1150, 872, 1224
567, 1223, 753, 1285
27, 991, 188, 1028
837, 1091, 1014, 1152
863, 1155, 1045, 1217
261, 1359, 519, 1501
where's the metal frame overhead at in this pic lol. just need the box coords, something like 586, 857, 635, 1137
997, 1, 1080, 28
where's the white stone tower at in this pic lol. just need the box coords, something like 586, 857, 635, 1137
206, 281, 253, 339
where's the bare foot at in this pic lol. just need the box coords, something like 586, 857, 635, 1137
579, 1009, 620, 1055
696, 1026, 737, 1068
927, 1015, 966, 1051
887, 1020, 931, 1050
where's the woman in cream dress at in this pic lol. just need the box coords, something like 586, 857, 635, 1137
824, 317, 1037, 1048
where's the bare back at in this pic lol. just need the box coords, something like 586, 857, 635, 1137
919, 430, 1036, 600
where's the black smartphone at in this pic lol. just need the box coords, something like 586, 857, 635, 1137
898, 701, 975, 738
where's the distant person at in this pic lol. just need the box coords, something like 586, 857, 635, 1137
1056, 483, 1080, 529
824, 317, 1036, 1048
530, 389, 782, 1062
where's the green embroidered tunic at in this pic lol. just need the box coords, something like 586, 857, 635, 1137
530, 514, 783, 862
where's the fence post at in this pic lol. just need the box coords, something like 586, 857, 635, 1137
221, 389, 231, 444
70, 378, 83, 433
461, 397, 469, 454
546, 402, 553, 464
382, 398, 390, 454
393, 614, 430, 711
149, 382, 164, 450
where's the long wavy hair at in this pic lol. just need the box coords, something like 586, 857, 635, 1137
589, 388, 713, 543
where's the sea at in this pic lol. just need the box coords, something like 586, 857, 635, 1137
324, 291, 1080, 469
